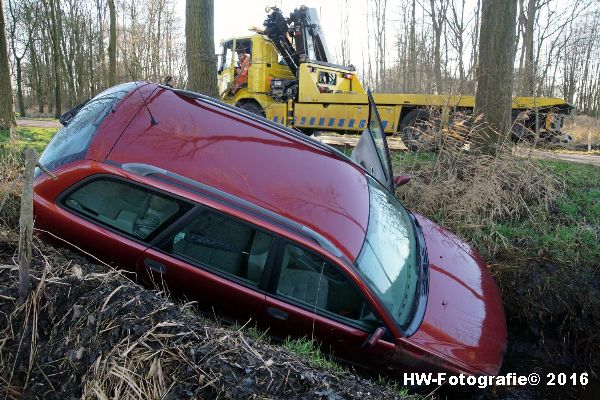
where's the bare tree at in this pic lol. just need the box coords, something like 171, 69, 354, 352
474, 0, 518, 153
372, 0, 388, 91
7, 0, 38, 117
42, 0, 62, 118
446, 0, 466, 87
517, 0, 538, 95
185, 0, 217, 96
426, 0, 448, 93
107, 0, 116, 86
0, 0, 15, 129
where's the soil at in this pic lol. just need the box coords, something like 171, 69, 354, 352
0, 234, 409, 400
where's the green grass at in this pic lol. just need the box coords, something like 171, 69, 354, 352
229, 321, 414, 396
393, 150, 600, 368
0, 126, 58, 153
231, 321, 349, 374
391, 151, 599, 266
492, 161, 600, 265
283, 336, 348, 374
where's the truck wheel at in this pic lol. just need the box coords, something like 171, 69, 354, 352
237, 100, 265, 117
399, 109, 431, 151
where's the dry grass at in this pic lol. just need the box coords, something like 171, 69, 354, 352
394, 115, 600, 370
0, 133, 25, 228
0, 233, 409, 399
564, 114, 600, 146
396, 118, 564, 256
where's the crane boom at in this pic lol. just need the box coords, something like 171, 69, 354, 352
263, 6, 332, 76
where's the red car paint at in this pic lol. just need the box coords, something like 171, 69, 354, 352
33, 82, 506, 380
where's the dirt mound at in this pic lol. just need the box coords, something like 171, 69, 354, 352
0, 234, 408, 400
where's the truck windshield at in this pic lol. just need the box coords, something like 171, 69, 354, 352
355, 176, 421, 329
37, 82, 136, 176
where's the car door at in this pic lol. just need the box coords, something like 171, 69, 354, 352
56, 175, 191, 274
262, 240, 395, 370
351, 90, 395, 192
138, 206, 276, 322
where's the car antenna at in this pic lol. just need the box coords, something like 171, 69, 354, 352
125, 64, 158, 126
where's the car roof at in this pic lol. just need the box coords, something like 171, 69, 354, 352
93, 84, 370, 261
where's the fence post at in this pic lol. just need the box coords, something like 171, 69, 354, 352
18, 148, 36, 303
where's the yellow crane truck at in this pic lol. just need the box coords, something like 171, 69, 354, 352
217, 6, 573, 146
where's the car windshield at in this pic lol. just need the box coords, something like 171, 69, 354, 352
355, 176, 419, 329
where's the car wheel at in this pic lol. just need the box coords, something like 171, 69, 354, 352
237, 101, 265, 117
399, 109, 432, 151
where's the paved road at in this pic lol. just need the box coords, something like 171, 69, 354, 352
514, 147, 600, 168
17, 118, 62, 129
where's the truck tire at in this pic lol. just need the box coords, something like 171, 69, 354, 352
237, 100, 265, 117
399, 109, 431, 151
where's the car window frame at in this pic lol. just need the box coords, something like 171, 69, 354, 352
267, 237, 394, 338
151, 204, 280, 294
57, 174, 195, 246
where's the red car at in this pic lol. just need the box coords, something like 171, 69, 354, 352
33, 82, 506, 379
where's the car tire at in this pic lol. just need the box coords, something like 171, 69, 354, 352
399, 109, 431, 151
237, 100, 265, 117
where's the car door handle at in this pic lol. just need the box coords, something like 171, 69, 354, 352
267, 306, 288, 321
144, 258, 167, 275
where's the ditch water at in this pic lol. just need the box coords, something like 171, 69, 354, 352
484, 349, 600, 399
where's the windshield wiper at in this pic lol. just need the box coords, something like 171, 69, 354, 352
401, 211, 429, 336
59, 98, 90, 126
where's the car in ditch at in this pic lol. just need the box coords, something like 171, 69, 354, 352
33, 81, 507, 380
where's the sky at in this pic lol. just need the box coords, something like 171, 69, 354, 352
171, 0, 583, 83
175, 0, 371, 67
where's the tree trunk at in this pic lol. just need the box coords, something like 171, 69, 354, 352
108, 0, 117, 86
46, 0, 62, 118
521, 0, 536, 96
474, 0, 518, 154
409, 0, 417, 92
16, 57, 25, 117
0, 0, 15, 130
185, 0, 217, 96
56, 3, 75, 106
29, 42, 44, 114
429, 0, 447, 94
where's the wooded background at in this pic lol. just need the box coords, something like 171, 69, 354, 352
3, 0, 600, 118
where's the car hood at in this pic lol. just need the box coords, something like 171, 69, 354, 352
409, 214, 507, 375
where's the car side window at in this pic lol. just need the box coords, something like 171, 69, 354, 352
277, 243, 378, 328
164, 208, 273, 286
63, 178, 185, 240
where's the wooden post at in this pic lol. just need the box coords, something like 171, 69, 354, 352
588, 130, 592, 153
18, 148, 36, 303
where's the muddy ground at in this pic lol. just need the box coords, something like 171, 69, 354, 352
0, 232, 410, 400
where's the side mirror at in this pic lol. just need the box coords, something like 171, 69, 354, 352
394, 174, 412, 187
362, 326, 387, 348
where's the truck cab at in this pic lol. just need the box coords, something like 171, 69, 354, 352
218, 35, 295, 115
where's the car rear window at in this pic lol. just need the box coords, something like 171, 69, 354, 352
37, 83, 136, 175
